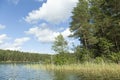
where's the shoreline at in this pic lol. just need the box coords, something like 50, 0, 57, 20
0, 61, 40, 64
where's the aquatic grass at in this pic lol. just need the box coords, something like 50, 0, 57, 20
25, 63, 120, 79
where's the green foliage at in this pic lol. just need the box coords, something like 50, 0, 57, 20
52, 34, 68, 54
96, 38, 113, 56
53, 54, 66, 65
91, 0, 120, 52
52, 34, 74, 65
94, 57, 104, 64
70, 0, 97, 49
70, 0, 120, 63
53, 53, 76, 65
0, 49, 51, 62
108, 52, 120, 63
74, 46, 94, 63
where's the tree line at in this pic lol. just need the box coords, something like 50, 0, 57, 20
0, 49, 51, 63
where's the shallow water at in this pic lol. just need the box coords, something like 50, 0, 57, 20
0, 64, 81, 80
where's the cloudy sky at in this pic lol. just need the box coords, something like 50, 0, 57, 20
0, 0, 79, 54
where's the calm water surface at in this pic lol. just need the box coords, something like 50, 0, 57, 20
0, 64, 80, 80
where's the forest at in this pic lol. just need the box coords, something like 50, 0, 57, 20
0, 49, 51, 63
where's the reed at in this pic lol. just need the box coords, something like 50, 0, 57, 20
26, 63, 120, 79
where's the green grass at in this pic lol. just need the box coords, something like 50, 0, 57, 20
26, 63, 120, 79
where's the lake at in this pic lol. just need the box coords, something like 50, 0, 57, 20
0, 63, 81, 80
0, 63, 119, 80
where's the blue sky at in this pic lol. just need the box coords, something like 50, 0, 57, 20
0, 0, 79, 54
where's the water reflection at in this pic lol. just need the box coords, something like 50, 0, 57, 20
0, 64, 54, 80
0, 64, 80, 80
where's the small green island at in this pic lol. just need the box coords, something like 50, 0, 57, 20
0, 0, 120, 80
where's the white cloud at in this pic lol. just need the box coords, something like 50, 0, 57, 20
25, 0, 78, 24
61, 28, 72, 38
13, 37, 30, 47
8, 0, 19, 5
0, 24, 6, 30
0, 34, 8, 44
25, 23, 59, 43
1, 37, 30, 51
25, 23, 72, 43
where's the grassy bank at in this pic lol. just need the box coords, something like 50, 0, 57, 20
26, 63, 120, 79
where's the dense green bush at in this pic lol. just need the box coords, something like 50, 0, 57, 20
108, 52, 120, 63
94, 57, 104, 64
74, 47, 94, 63
53, 53, 76, 65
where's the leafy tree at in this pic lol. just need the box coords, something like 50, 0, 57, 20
52, 34, 68, 54
52, 34, 77, 65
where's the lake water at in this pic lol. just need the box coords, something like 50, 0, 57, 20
0, 64, 118, 80
0, 64, 81, 80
